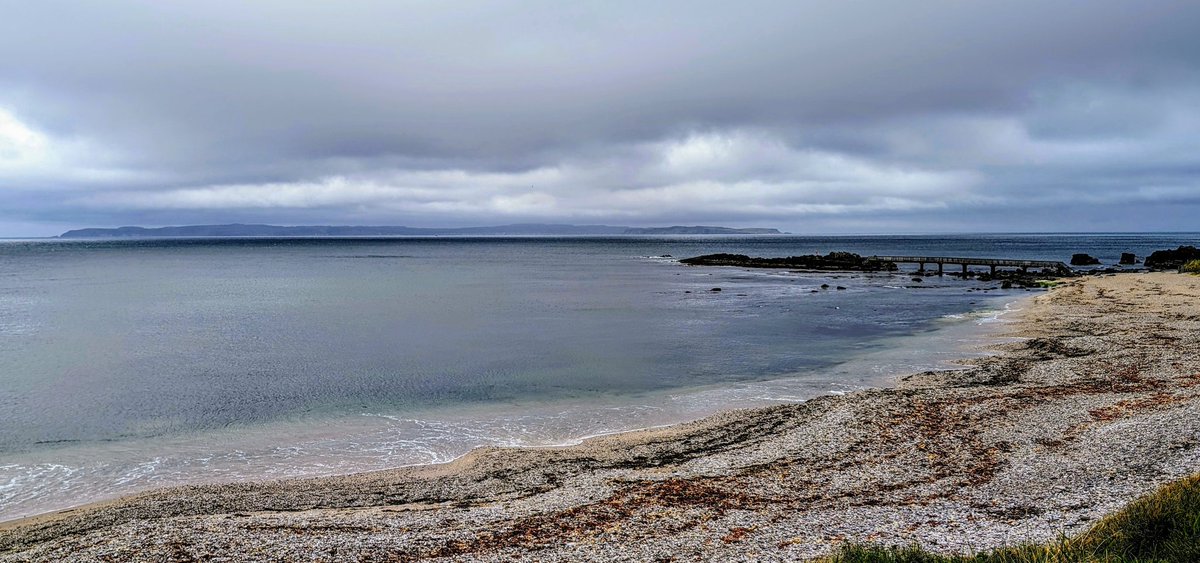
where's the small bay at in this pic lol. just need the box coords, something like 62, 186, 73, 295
0, 233, 1194, 520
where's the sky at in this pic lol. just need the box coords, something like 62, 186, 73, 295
1, 1, 1199, 236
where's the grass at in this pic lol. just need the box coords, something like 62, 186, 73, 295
823, 473, 1200, 563
1181, 260, 1200, 274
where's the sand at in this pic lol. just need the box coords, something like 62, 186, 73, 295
2, 272, 1199, 562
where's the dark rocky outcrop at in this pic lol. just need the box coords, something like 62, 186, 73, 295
1119, 253, 1138, 265
1144, 246, 1200, 270
679, 253, 897, 272
1070, 254, 1101, 266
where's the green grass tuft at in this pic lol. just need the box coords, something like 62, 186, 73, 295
1181, 260, 1200, 274
824, 473, 1200, 563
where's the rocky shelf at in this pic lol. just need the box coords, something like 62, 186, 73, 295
678, 252, 899, 272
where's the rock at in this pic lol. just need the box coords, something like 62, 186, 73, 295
1119, 253, 1137, 265
912, 277, 923, 283
836, 286, 847, 290
678, 252, 898, 271
1001, 281, 1013, 289
710, 287, 722, 292
821, 284, 830, 289
1070, 253, 1101, 266
1145, 246, 1200, 270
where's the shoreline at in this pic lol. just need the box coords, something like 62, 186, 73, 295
5, 273, 1198, 561
0, 286, 1019, 526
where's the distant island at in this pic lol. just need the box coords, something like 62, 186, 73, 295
58, 224, 783, 238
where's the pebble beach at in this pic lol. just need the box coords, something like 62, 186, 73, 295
3, 271, 1199, 562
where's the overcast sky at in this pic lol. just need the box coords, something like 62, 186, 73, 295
1, 1, 1199, 236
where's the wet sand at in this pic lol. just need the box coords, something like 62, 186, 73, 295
3, 272, 1199, 562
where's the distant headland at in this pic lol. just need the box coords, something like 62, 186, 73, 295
58, 224, 784, 238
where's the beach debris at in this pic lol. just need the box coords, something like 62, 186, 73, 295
722, 526, 753, 543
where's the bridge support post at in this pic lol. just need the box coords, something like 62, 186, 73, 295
918, 262, 925, 274
990, 265, 996, 277
937, 263, 943, 276
961, 263, 968, 277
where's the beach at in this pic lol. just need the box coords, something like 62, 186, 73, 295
2, 271, 1199, 561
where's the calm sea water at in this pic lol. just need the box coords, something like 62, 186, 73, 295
0, 233, 1195, 520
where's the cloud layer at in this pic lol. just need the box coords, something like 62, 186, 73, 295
2, 1, 1199, 235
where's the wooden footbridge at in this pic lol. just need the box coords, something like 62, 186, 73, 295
870, 255, 1072, 276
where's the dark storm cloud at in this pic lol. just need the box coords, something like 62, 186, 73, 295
1, 1, 1199, 235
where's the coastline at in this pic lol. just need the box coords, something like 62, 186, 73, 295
3, 272, 1199, 561
0, 276, 1016, 525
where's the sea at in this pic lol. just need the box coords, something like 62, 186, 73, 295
0, 233, 1195, 521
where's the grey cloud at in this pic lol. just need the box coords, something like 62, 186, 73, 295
1, 1, 1199, 235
